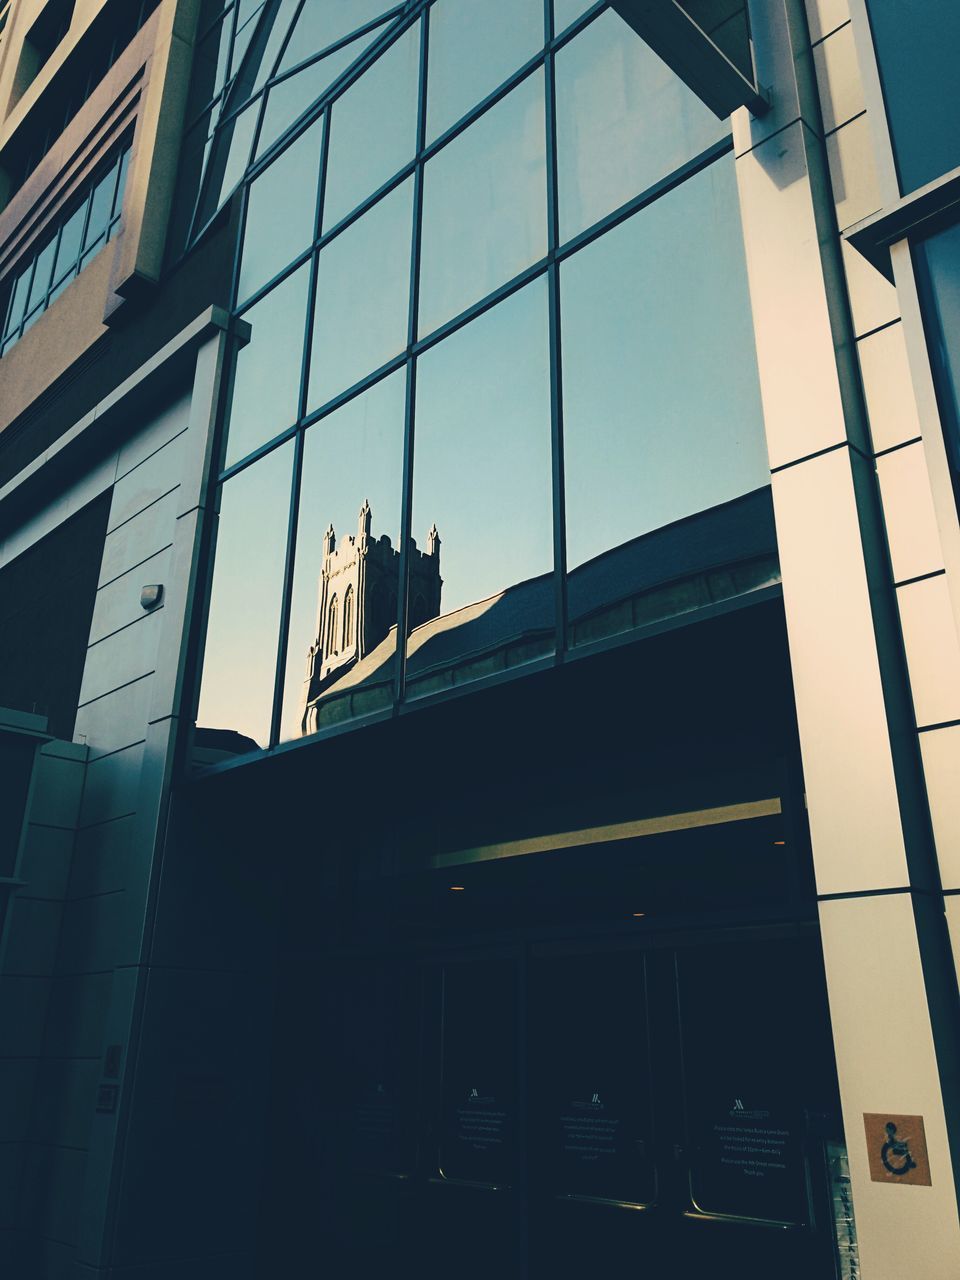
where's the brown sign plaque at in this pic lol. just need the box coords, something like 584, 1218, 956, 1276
863, 1114, 931, 1186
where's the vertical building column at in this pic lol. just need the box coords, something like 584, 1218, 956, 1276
734, 1, 960, 1273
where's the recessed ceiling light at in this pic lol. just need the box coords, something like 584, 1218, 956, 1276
449, 885, 465, 892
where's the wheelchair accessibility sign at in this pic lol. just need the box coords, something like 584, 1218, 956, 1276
863, 1114, 932, 1186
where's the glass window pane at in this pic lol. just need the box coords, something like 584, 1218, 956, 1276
322, 23, 419, 230
419, 70, 546, 337
678, 941, 825, 1225
4, 263, 33, 338
112, 147, 132, 220
25, 238, 56, 315
257, 24, 385, 158
53, 202, 87, 284
308, 176, 413, 410
553, 0, 594, 33
231, 0, 299, 98
226, 261, 310, 467
195, 440, 294, 757
83, 166, 118, 252
167, 111, 216, 257
555, 8, 726, 242
195, 98, 259, 230
279, 0, 392, 73
439, 960, 518, 1184
280, 369, 405, 740
238, 116, 322, 303
561, 158, 774, 650
532, 953, 656, 1204
407, 278, 553, 699
186, 9, 233, 120
866, 0, 960, 194
917, 223, 960, 483
426, 0, 543, 143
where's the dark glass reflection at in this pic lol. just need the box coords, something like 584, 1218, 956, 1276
916, 223, 960, 485
867, 0, 960, 194
238, 116, 322, 303
186, 8, 232, 122
439, 961, 517, 1185
419, 70, 547, 336
225, 261, 310, 467
561, 157, 775, 649
555, 8, 725, 241
407, 279, 554, 698
195, 441, 294, 759
280, 370, 406, 740
532, 953, 656, 1204
678, 941, 832, 1224
426, 0, 544, 143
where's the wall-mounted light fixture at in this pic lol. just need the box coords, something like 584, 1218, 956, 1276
140, 584, 163, 610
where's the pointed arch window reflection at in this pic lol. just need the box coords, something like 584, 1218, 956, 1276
343, 585, 355, 649
328, 594, 340, 655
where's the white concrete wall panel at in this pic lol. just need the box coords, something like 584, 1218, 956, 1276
78, 609, 164, 710
78, 742, 145, 829
88, 547, 172, 646
919, 726, 960, 891
813, 21, 865, 134
876, 444, 947, 584
74, 677, 153, 763
819, 894, 960, 1278
772, 449, 908, 892
736, 120, 849, 467
858, 321, 923, 454
98, 488, 179, 586
826, 110, 883, 231
805, 0, 850, 43
841, 240, 899, 337
897, 575, 960, 729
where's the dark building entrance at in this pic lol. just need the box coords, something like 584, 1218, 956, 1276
180, 603, 847, 1277
326, 925, 840, 1280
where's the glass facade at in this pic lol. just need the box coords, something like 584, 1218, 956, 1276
1, 140, 131, 355
866, 0, 960, 195
192, 0, 774, 761
915, 224, 960, 498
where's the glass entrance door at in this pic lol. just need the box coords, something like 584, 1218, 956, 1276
528, 934, 840, 1279
328, 928, 842, 1280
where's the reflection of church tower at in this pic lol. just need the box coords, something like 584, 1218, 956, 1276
300, 502, 442, 732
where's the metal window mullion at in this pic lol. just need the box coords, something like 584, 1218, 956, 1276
544, 0, 568, 660
396, 12, 429, 706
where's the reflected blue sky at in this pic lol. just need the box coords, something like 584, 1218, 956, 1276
239, 116, 322, 303
555, 8, 726, 241
322, 22, 420, 229
561, 156, 769, 571
309, 177, 413, 409
419, 70, 547, 337
278, 0, 392, 73
227, 262, 310, 467
426, 0, 544, 142
197, 440, 294, 746
412, 278, 553, 619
